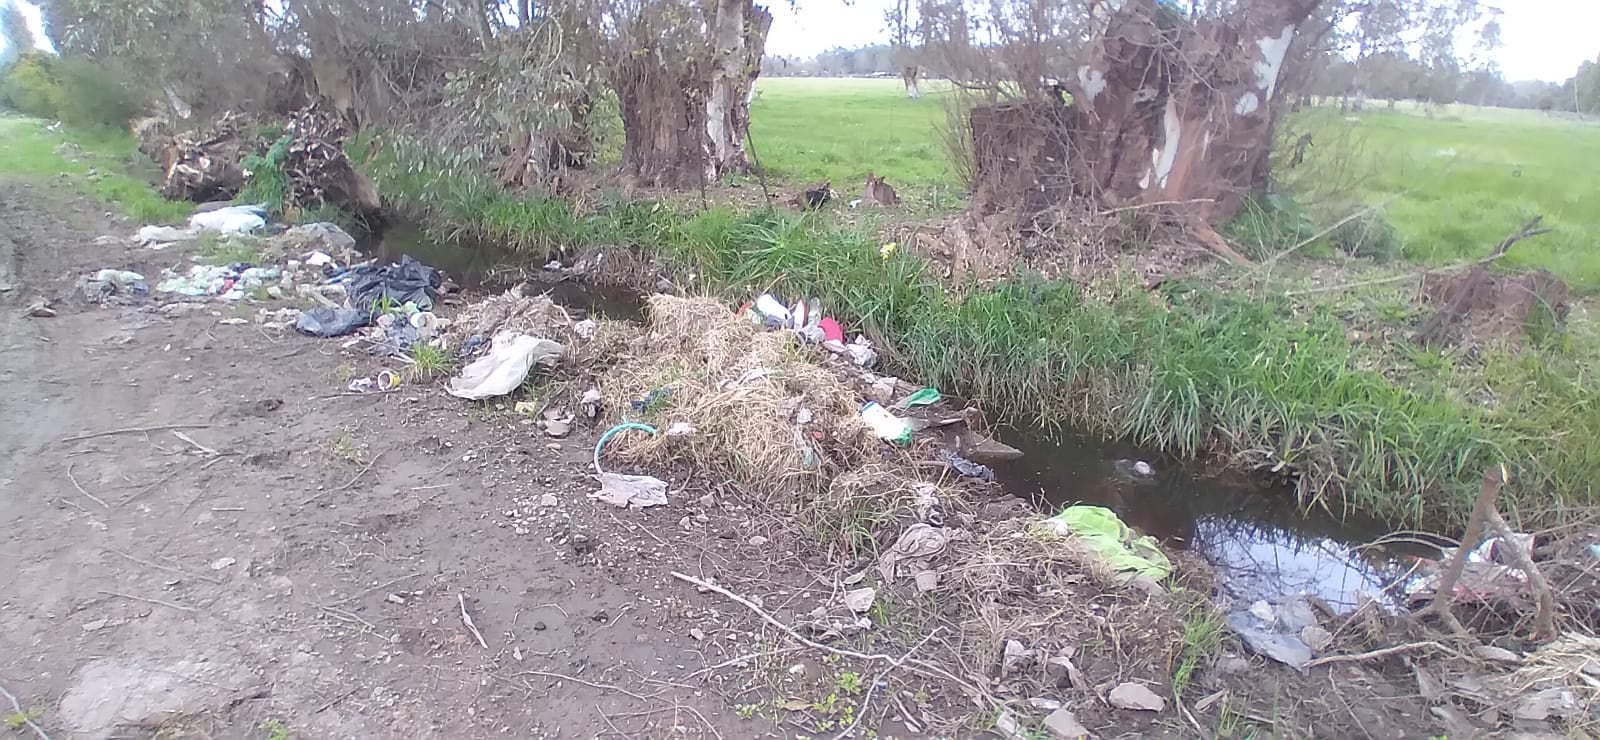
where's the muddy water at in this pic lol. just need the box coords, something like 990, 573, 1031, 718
366, 221, 1427, 614
990, 428, 1427, 613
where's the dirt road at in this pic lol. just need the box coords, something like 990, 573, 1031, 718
0, 183, 782, 737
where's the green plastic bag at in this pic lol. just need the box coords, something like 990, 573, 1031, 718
1051, 505, 1172, 580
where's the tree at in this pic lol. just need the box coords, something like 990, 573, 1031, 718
1, 0, 40, 67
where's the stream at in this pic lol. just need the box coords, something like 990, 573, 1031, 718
367, 223, 1432, 619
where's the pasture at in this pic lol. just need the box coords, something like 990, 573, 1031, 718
750, 77, 1600, 288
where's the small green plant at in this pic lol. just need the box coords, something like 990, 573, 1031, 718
239, 134, 294, 214
260, 719, 291, 740
834, 671, 864, 696
4, 706, 44, 731
1327, 210, 1403, 262
1173, 604, 1224, 696
197, 233, 265, 266
329, 427, 363, 463
407, 342, 454, 381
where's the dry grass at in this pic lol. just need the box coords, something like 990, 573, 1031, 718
597, 295, 877, 495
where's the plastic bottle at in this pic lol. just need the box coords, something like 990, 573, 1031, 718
860, 402, 912, 446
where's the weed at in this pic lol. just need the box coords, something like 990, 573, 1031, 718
195, 233, 265, 266
260, 719, 292, 740
1173, 604, 1224, 696
407, 342, 454, 381
4, 706, 43, 731
329, 427, 362, 464
834, 671, 864, 696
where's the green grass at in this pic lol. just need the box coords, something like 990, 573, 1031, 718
749, 78, 960, 208
1290, 104, 1600, 289
0, 116, 190, 223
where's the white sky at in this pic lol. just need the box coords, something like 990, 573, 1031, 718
3, 0, 1594, 82
768, 0, 1600, 83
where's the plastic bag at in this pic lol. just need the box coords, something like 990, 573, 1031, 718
189, 205, 267, 234
295, 307, 370, 337
345, 255, 441, 312
446, 333, 564, 400
1049, 505, 1172, 580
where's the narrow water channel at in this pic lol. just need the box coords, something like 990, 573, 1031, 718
366, 222, 1433, 616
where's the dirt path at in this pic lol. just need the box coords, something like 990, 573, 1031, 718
0, 182, 784, 738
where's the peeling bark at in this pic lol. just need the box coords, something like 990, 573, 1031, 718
971, 0, 1319, 232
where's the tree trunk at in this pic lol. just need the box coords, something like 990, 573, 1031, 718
614, 0, 771, 188
903, 65, 921, 99
1058, 0, 1319, 224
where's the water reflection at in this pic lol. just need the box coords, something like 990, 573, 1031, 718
989, 427, 1428, 614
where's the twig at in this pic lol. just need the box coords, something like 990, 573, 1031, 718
513, 670, 653, 703
0, 677, 50, 739
300, 451, 385, 506
65, 463, 109, 508
1096, 198, 1215, 216
1305, 641, 1444, 669
105, 549, 222, 585
1419, 465, 1503, 635
689, 646, 804, 677
1484, 506, 1558, 639
670, 572, 995, 708
118, 469, 180, 507
171, 431, 219, 456
98, 590, 196, 612
1261, 196, 1398, 266
322, 572, 424, 608
60, 424, 211, 444
459, 593, 488, 649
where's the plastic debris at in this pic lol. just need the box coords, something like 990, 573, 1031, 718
573, 319, 597, 339
892, 387, 942, 410
136, 225, 194, 246
818, 316, 844, 343
283, 222, 356, 253
940, 450, 996, 482
1224, 596, 1322, 670
1048, 505, 1172, 580
295, 307, 369, 337
842, 337, 878, 368
860, 402, 911, 445
189, 204, 267, 234
446, 333, 564, 400
590, 423, 670, 509
843, 587, 876, 613
347, 370, 400, 393
343, 255, 441, 312
877, 523, 964, 582
78, 269, 149, 303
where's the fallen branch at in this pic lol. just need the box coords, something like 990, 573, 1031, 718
105, 549, 222, 585
60, 424, 212, 444
1305, 641, 1445, 669
459, 593, 488, 649
831, 630, 939, 740
65, 463, 109, 508
1484, 507, 1558, 639
1261, 196, 1399, 267
300, 451, 384, 506
0, 677, 50, 740
1418, 465, 1503, 636
670, 571, 995, 708
98, 589, 196, 613
171, 431, 219, 456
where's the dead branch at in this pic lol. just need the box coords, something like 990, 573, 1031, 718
98, 589, 197, 613
1419, 465, 1505, 635
300, 451, 385, 506
1190, 219, 1255, 266
670, 571, 997, 708
1305, 641, 1446, 669
458, 593, 488, 649
60, 424, 212, 444
171, 431, 220, 456
1484, 507, 1559, 639
1414, 217, 1550, 346
105, 549, 223, 585
65, 463, 109, 508
1261, 196, 1398, 267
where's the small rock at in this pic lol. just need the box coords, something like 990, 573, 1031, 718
1212, 655, 1250, 675
1300, 625, 1333, 652
1108, 682, 1165, 712
747, 535, 769, 547
533, 621, 547, 631
570, 534, 594, 554
697, 493, 715, 509
26, 300, 55, 318
1002, 639, 1034, 677
385, 593, 406, 605
573, 319, 597, 339
1043, 708, 1090, 739
1027, 697, 1062, 711
843, 587, 876, 613
81, 619, 108, 633
542, 420, 571, 438
993, 709, 1027, 740
539, 493, 559, 507
591, 609, 609, 622
689, 628, 706, 641
513, 646, 524, 661
1046, 654, 1086, 688
209, 557, 236, 570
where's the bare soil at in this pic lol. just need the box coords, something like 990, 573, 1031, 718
0, 181, 787, 738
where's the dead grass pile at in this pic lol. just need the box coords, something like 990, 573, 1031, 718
597, 295, 877, 496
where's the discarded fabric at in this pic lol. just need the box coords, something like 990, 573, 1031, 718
892, 387, 942, 410
590, 423, 670, 509
295, 306, 369, 337
1049, 505, 1172, 580
446, 333, 563, 400
189, 204, 267, 234
940, 450, 995, 482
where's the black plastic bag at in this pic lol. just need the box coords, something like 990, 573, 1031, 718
346, 255, 441, 312
295, 307, 370, 337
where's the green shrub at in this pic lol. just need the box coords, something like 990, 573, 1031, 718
1225, 193, 1316, 260
0, 52, 145, 129
1327, 210, 1403, 262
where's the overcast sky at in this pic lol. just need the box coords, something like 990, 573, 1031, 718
3, 0, 1596, 83
768, 0, 1600, 83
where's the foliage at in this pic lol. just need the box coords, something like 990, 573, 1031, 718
0, 51, 145, 128
1327, 209, 1402, 262
239, 133, 292, 214
0, 117, 188, 222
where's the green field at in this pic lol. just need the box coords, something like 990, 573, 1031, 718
752, 78, 1600, 288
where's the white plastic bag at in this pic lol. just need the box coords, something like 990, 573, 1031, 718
189, 205, 267, 234
446, 333, 564, 400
